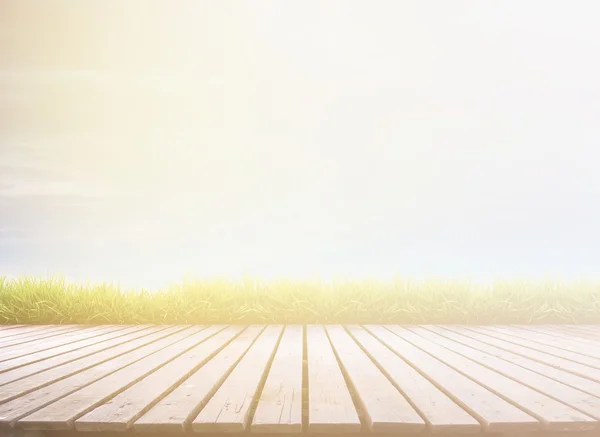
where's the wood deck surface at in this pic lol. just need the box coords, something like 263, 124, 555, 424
0, 324, 600, 436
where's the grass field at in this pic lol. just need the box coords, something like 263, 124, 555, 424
2, 276, 600, 325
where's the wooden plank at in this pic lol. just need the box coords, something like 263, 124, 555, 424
74, 325, 244, 431
518, 325, 600, 348
0, 325, 24, 332
500, 326, 600, 358
447, 326, 600, 383
545, 325, 599, 336
487, 326, 600, 362
410, 326, 600, 421
0, 325, 193, 426
0, 325, 123, 362
17, 326, 222, 430
559, 328, 600, 342
561, 325, 596, 331
304, 325, 360, 433
0, 325, 146, 375
543, 326, 600, 346
388, 326, 596, 431
577, 325, 600, 333
0, 325, 56, 340
475, 327, 600, 369
0, 325, 159, 386
347, 325, 480, 434
572, 325, 600, 333
0, 326, 47, 340
366, 325, 538, 432
0, 325, 82, 348
536, 325, 600, 347
191, 325, 283, 433
325, 325, 425, 433
135, 325, 264, 433
251, 325, 303, 433
0, 326, 81, 349
0, 327, 175, 404
556, 326, 600, 336
545, 325, 587, 333
555, 326, 600, 340
0, 325, 118, 352
426, 326, 600, 399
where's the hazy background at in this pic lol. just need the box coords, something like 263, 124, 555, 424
1, 2, 599, 288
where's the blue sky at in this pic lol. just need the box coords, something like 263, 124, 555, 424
1, 2, 600, 288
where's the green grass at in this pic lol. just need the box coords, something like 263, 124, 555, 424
1, 276, 600, 325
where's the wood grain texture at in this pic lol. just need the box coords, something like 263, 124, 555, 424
17, 326, 219, 430
347, 325, 480, 434
0, 326, 192, 427
191, 325, 283, 433
500, 326, 600, 358
545, 326, 600, 342
0, 325, 150, 376
305, 325, 360, 434
562, 326, 600, 334
326, 325, 425, 433
134, 325, 264, 433
0, 326, 47, 340
252, 325, 303, 433
0, 325, 157, 384
0, 327, 171, 404
483, 326, 600, 366
565, 326, 600, 335
558, 327, 600, 342
0, 326, 81, 349
74, 325, 242, 431
410, 327, 600, 422
0, 324, 24, 331
0, 324, 598, 435
450, 326, 600, 382
390, 326, 596, 432
366, 325, 539, 433
427, 326, 600, 398
0, 326, 123, 362
473, 327, 600, 370
0, 325, 70, 339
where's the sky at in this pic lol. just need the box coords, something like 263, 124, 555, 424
1, 2, 600, 288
